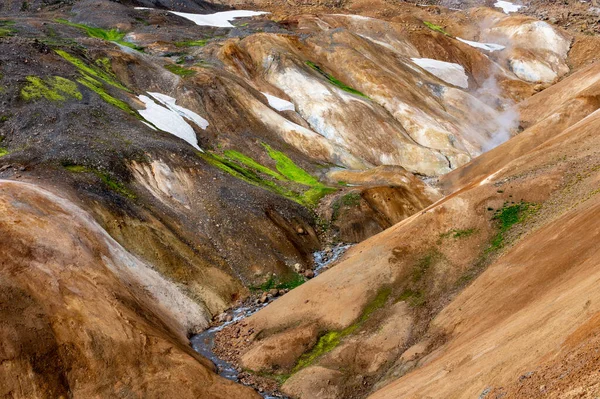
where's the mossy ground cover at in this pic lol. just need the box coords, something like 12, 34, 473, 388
305, 61, 370, 99
21, 76, 82, 102
289, 287, 392, 375
263, 144, 336, 206
201, 146, 336, 207
250, 273, 306, 292
488, 201, 540, 252
224, 150, 286, 181
456, 201, 540, 287
55, 19, 142, 50
175, 39, 208, 47
423, 21, 451, 36
55, 50, 137, 115
439, 228, 477, 240
164, 64, 196, 77
0, 147, 8, 157
64, 163, 136, 199
0, 20, 16, 38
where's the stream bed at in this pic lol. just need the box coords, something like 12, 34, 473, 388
190, 243, 353, 398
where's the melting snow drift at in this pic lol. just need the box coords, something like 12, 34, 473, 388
139, 93, 208, 151
494, 1, 523, 14
411, 58, 469, 88
457, 38, 506, 52
261, 92, 296, 112
135, 8, 268, 28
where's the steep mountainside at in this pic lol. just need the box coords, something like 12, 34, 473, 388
1, 0, 599, 397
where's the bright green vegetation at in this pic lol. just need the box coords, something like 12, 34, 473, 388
95, 57, 112, 73
201, 146, 336, 207
224, 150, 286, 181
21, 76, 82, 102
0, 147, 8, 157
264, 143, 319, 185
0, 26, 15, 37
164, 64, 196, 77
305, 61, 370, 99
55, 19, 142, 50
55, 50, 127, 90
396, 288, 426, 307
174, 39, 208, 47
198, 151, 299, 201
63, 164, 136, 199
55, 50, 136, 115
77, 75, 135, 115
488, 201, 539, 252
423, 21, 450, 36
263, 143, 336, 206
440, 228, 477, 240
291, 287, 391, 374
251, 273, 305, 292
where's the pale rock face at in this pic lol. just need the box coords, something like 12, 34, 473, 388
483, 18, 572, 83
131, 159, 193, 208
509, 58, 561, 83
260, 60, 451, 175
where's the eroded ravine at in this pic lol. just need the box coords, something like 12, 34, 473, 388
190, 245, 352, 398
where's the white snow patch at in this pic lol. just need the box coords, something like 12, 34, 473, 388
148, 92, 209, 130
494, 1, 523, 14
457, 37, 505, 52
138, 93, 206, 151
261, 92, 295, 112
135, 7, 268, 28
411, 58, 469, 88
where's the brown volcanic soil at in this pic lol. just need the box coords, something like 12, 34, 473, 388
0, 180, 259, 398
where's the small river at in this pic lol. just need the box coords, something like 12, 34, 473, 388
190, 244, 352, 398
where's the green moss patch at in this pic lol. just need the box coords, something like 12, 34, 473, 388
55, 50, 127, 90
305, 61, 370, 99
291, 287, 391, 374
396, 288, 426, 307
488, 201, 539, 251
423, 21, 450, 36
55, 19, 142, 50
77, 75, 136, 115
224, 149, 286, 181
264, 143, 336, 206
0, 147, 8, 157
201, 146, 336, 207
251, 273, 306, 292
165, 64, 196, 77
0, 20, 16, 37
440, 228, 477, 240
21, 76, 82, 102
63, 163, 136, 199
55, 50, 136, 115
174, 39, 208, 47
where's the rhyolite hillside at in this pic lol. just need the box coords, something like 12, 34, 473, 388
1, 0, 599, 398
